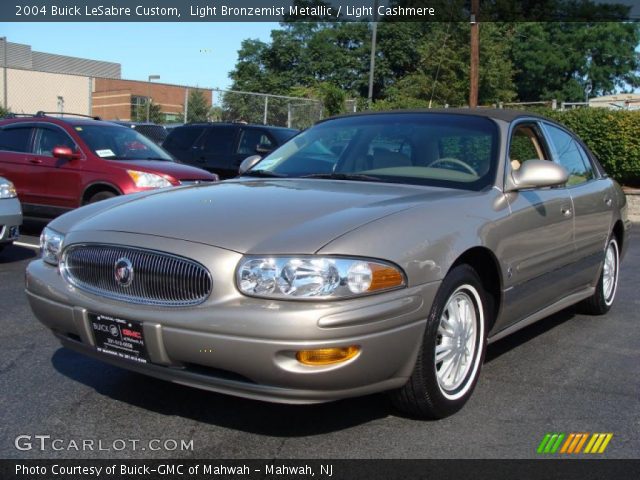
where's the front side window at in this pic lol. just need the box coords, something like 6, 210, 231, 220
245, 113, 499, 190
545, 124, 594, 186
0, 127, 33, 153
237, 129, 273, 155
34, 128, 76, 156
75, 125, 173, 161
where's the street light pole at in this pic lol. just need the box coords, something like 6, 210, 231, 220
146, 74, 160, 122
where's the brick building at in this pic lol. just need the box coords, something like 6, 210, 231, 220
92, 78, 212, 122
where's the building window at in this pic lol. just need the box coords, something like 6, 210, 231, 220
131, 95, 149, 121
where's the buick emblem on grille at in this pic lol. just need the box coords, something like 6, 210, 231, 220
114, 257, 134, 287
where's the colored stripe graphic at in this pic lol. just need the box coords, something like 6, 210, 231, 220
585, 433, 613, 454
538, 433, 613, 454
537, 433, 565, 454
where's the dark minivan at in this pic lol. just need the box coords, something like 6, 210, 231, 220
163, 123, 298, 179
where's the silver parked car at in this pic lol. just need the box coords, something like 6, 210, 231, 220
0, 176, 22, 252
26, 110, 630, 418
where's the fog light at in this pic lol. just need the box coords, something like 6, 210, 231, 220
296, 346, 360, 366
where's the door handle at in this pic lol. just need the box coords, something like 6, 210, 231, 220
604, 197, 612, 207
29, 158, 43, 164
561, 206, 572, 217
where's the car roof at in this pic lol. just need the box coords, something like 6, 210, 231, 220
0, 115, 127, 128
319, 108, 552, 124
111, 121, 166, 127
179, 122, 298, 132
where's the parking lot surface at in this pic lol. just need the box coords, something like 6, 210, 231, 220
1, 229, 638, 459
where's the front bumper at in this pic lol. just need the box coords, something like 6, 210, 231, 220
25, 236, 440, 403
0, 197, 22, 243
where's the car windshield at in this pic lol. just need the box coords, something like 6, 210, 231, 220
245, 113, 499, 190
74, 125, 174, 161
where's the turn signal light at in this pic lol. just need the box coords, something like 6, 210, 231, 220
296, 346, 360, 366
370, 264, 405, 291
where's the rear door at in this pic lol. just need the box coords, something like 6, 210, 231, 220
542, 123, 613, 279
0, 124, 39, 205
31, 124, 84, 210
499, 121, 576, 327
197, 126, 238, 177
162, 126, 207, 165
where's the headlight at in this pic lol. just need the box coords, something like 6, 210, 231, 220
127, 170, 172, 188
0, 180, 17, 199
40, 227, 65, 265
237, 256, 405, 300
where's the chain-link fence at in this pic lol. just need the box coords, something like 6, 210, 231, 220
210, 89, 323, 129
0, 66, 324, 129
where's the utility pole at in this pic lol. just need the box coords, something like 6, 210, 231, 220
469, 0, 479, 108
1, 37, 7, 109
367, 0, 379, 108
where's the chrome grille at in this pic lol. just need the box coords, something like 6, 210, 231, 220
61, 244, 212, 306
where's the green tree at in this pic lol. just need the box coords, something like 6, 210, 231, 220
510, 22, 640, 101
131, 100, 163, 123
380, 23, 516, 107
187, 89, 211, 123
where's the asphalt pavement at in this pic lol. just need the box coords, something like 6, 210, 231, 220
0, 229, 638, 459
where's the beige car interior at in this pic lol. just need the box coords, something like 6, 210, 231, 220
510, 126, 546, 171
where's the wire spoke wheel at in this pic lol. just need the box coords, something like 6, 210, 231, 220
435, 286, 480, 397
602, 239, 619, 306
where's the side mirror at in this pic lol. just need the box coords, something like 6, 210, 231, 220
52, 146, 81, 161
255, 143, 272, 154
238, 155, 262, 175
507, 160, 568, 191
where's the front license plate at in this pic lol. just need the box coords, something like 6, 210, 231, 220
90, 314, 148, 364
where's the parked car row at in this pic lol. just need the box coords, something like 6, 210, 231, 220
0, 112, 299, 220
0, 113, 216, 219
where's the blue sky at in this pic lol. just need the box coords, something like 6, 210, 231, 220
0, 23, 279, 89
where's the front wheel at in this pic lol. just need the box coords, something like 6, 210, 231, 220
88, 191, 117, 204
390, 265, 488, 419
579, 237, 620, 315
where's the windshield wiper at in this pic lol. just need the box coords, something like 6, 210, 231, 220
300, 173, 384, 182
242, 170, 288, 178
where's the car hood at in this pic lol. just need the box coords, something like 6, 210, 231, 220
62, 179, 468, 254
113, 160, 216, 180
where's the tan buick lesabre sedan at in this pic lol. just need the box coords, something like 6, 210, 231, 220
26, 110, 630, 418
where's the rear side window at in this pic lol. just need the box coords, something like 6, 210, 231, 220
545, 124, 595, 186
0, 127, 32, 153
163, 127, 205, 150
202, 126, 236, 154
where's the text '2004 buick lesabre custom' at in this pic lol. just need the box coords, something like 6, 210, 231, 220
26, 110, 630, 418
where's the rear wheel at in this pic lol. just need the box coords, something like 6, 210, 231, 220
579, 237, 619, 315
88, 191, 117, 204
391, 265, 488, 419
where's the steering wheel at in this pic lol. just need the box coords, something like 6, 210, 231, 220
426, 157, 478, 176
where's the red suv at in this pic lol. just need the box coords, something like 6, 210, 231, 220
0, 112, 217, 218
